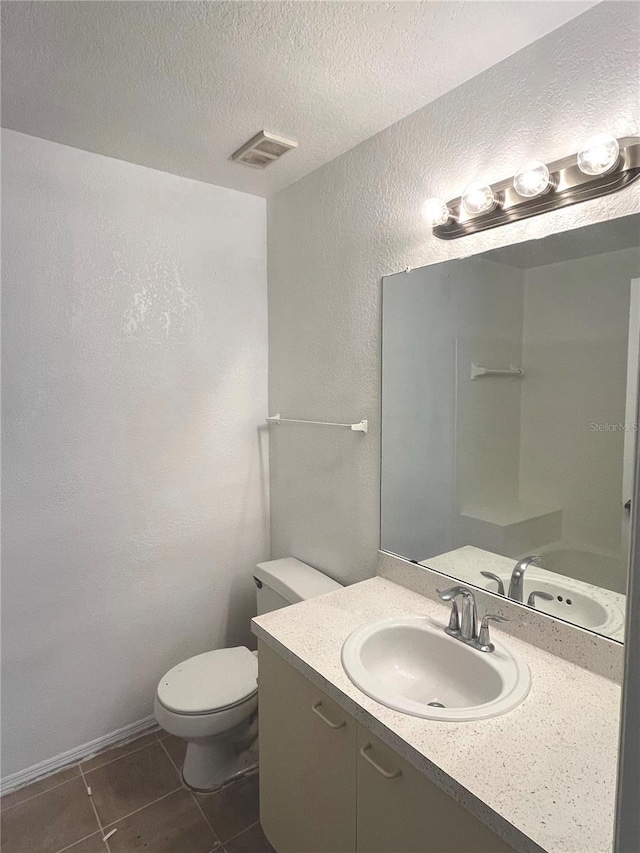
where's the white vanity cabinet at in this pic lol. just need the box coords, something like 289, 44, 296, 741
258, 640, 357, 853
258, 641, 514, 853
355, 726, 513, 853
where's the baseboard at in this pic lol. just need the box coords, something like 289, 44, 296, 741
1, 715, 159, 795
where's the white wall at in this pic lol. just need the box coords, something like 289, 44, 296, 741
519, 248, 640, 592
267, 2, 640, 585
1, 130, 268, 777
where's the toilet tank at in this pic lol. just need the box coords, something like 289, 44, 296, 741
254, 557, 343, 615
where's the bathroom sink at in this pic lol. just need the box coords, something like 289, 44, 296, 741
341, 615, 530, 721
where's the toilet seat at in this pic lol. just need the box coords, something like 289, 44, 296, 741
156, 646, 258, 716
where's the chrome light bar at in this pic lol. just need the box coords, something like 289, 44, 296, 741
428, 136, 640, 240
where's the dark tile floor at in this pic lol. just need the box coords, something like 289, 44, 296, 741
1, 731, 275, 853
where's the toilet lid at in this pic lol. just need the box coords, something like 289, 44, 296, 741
157, 647, 258, 715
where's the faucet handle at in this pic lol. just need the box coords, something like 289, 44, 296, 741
437, 586, 472, 601
437, 587, 469, 636
480, 571, 505, 596
477, 613, 510, 652
527, 590, 553, 608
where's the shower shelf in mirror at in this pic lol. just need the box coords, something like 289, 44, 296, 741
470, 363, 524, 380
459, 502, 562, 561
266, 413, 368, 433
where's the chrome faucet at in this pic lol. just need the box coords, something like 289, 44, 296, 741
508, 555, 542, 602
437, 586, 509, 652
437, 586, 478, 641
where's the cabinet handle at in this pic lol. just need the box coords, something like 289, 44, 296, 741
312, 701, 346, 729
360, 743, 402, 779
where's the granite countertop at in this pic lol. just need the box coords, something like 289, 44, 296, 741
252, 576, 621, 853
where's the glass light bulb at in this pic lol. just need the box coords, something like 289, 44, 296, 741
421, 197, 451, 227
513, 161, 552, 198
577, 133, 620, 175
461, 182, 497, 216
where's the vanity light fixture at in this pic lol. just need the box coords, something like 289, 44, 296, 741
424, 134, 640, 240
513, 160, 553, 198
577, 133, 620, 175
421, 197, 453, 227
460, 182, 499, 216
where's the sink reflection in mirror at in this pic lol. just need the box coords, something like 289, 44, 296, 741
381, 214, 640, 642
425, 545, 626, 640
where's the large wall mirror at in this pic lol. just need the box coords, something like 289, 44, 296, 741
382, 214, 640, 642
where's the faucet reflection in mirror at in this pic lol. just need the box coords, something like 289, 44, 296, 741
421, 134, 640, 239
381, 214, 639, 642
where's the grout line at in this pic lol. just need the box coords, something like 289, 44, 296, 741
79, 765, 111, 853
189, 788, 223, 849
53, 830, 105, 853
157, 736, 243, 852
101, 785, 182, 829
156, 735, 193, 795
1, 767, 82, 812
223, 819, 260, 846
81, 737, 159, 777
2, 733, 158, 813
156, 735, 183, 778
157, 737, 224, 850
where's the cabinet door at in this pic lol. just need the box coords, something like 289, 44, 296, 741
356, 725, 513, 853
258, 641, 356, 853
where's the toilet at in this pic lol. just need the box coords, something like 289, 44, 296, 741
154, 557, 342, 791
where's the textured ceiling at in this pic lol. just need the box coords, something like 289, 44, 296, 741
1, 1, 598, 197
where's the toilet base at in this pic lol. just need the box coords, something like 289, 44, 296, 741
182, 754, 258, 793
182, 735, 258, 792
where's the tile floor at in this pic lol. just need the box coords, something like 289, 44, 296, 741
1, 730, 275, 853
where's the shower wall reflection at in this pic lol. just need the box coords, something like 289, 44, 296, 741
381, 215, 640, 639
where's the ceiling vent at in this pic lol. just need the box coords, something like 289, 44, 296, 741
231, 131, 298, 169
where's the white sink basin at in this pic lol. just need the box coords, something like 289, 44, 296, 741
341, 615, 530, 722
